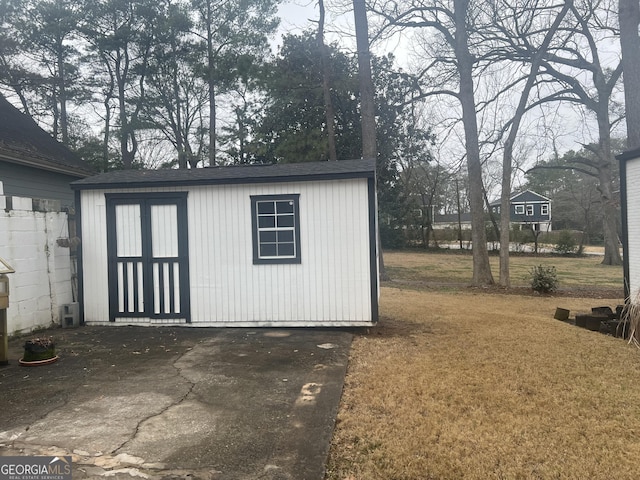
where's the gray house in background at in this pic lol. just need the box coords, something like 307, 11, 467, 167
431, 190, 551, 232
0, 95, 94, 207
490, 190, 552, 232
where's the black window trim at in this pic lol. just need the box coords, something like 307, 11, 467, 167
251, 194, 301, 265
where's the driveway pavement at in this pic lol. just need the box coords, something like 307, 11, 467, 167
0, 326, 352, 480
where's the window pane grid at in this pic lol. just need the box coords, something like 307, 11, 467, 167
256, 200, 297, 259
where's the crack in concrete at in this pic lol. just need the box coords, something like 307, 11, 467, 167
112, 350, 197, 455
0, 375, 82, 448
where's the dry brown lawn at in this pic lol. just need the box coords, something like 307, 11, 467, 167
325, 252, 640, 480
383, 250, 623, 290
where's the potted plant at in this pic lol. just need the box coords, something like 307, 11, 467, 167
20, 337, 58, 365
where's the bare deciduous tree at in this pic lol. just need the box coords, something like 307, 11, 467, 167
533, 0, 622, 265
485, 0, 571, 286
82, 0, 159, 169
370, 0, 494, 285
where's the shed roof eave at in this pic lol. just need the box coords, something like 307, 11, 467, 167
72, 171, 374, 191
71, 159, 376, 191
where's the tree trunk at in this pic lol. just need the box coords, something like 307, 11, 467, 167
454, 0, 493, 285
500, 3, 569, 287
103, 97, 111, 172
207, 5, 216, 166
595, 103, 623, 265
484, 188, 500, 244
318, 0, 337, 161
499, 179, 511, 285
172, 37, 186, 169
498, 2, 570, 286
455, 176, 464, 250
620, 0, 640, 149
353, 0, 376, 161
209, 81, 216, 166
353, 0, 387, 280
56, 39, 69, 145
116, 52, 135, 169
598, 154, 622, 265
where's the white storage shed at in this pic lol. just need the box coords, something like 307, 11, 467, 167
619, 148, 640, 301
72, 159, 379, 327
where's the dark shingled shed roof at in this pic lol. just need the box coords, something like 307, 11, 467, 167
617, 148, 640, 162
72, 159, 376, 190
0, 94, 94, 177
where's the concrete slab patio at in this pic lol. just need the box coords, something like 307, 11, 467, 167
0, 326, 352, 480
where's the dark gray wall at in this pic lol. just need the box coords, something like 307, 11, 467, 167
510, 202, 550, 223
0, 161, 79, 207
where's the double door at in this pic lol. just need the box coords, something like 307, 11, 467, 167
106, 193, 190, 322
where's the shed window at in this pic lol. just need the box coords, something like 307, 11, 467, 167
515, 204, 525, 215
251, 194, 301, 264
526, 205, 534, 216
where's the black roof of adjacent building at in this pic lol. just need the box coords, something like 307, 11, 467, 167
72, 158, 376, 190
0, 95, 94, 177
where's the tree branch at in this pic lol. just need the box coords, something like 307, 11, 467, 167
526, 164, 598, 178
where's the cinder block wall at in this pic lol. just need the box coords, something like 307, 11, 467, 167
0, 181, 73, 335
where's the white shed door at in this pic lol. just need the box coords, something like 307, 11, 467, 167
106, 194, 190, 322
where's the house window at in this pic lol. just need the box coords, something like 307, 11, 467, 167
526, 205, 534, 216
541, 204, 549, 216
251, 194, 301, 264
515, 204, 525, 215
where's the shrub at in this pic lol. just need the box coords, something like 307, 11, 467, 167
529, 265, 558, 293
554, 230, 578, 254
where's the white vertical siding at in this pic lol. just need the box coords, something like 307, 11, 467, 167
627, 158, 640, 301
80, 178, 374, 326
186, 178, 372, 324
80, 190, 110, 322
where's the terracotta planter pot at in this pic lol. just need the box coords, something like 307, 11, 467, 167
23, 339, 56, 362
